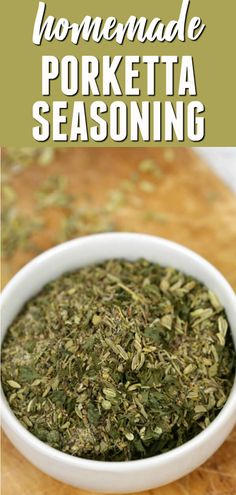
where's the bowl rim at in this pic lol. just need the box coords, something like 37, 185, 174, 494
1, 232, 236, 472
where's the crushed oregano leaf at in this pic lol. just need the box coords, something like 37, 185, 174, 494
1, 259, 235, 461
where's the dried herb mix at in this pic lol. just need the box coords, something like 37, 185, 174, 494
1, 259, 235, 461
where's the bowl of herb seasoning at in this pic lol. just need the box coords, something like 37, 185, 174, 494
1, 233, 236, 492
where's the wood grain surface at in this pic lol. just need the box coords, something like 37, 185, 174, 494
1, 148, 236, 495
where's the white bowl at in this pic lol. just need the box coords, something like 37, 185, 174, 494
1, 233, 236, 493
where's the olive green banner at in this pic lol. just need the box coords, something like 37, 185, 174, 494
1, 0, 236, 146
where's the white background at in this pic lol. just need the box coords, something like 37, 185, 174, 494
196, 148, 236, 193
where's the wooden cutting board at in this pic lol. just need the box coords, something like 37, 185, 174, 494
2, 148, 236, 495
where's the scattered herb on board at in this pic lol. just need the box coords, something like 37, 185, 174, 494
1, 183, 43, 259
138, 159, 163, 178
1, 259, 235, 461
3, 148, 56, 171
58, 206, 116, 242
143, 211, 168, 224
36, 176, 74, 210
2, 149, 166, 261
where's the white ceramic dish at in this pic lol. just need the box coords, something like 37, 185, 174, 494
1, 233, 236, 493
